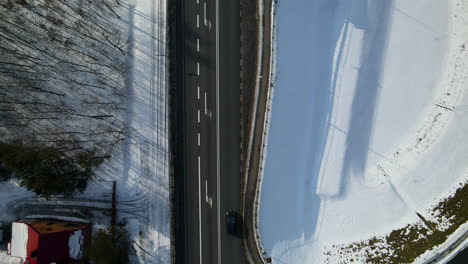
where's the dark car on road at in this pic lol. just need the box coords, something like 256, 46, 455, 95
225, 210, 239, 236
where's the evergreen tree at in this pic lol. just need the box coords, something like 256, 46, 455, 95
0, 141, 102, 197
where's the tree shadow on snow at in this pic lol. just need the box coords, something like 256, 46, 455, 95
119, 1, 171, 255
338, 1, 393, 197
122, 4, 136, 184
260, 0, 394, 261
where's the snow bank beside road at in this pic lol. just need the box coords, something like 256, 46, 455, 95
260, 0, 468, 263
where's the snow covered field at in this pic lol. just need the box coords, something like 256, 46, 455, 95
259, 0, 468, 263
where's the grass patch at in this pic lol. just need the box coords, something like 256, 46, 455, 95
326, 181, 468, 264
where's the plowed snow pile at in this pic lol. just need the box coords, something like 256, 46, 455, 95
259, 0, 468, 263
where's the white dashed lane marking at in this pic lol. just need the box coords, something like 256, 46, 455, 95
204, 92, 207, 114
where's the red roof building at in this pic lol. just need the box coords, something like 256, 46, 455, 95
8, 219, 89, 264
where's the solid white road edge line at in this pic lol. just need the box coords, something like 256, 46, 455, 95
215, 0, 221, 263
198, 155, 202, 264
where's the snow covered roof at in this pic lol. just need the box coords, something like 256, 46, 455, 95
10, 222, 28, 259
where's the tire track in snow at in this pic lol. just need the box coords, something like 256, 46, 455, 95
0, 195, 150, 224
149, 0, 167, 259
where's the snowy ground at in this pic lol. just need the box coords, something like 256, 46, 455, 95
0, 0, 170, 263
259, 0, 468, 263
0, 252, 22, 264
94, 0, 171, 263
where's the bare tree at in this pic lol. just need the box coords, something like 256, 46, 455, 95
0, 0, 128, 160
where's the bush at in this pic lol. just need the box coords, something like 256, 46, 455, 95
86, 225, 133, 264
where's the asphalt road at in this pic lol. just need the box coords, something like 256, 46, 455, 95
449, 247, 468, 264
174, 0, 242, 263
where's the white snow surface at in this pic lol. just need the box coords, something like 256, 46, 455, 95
0, 251, 22, 264
68, 230, 83, 260
92, 0, 171, 263
259, 0, 468, 263
10, 222, 28, 259
0, 181, 35, 223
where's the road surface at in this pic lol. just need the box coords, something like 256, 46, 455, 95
174, 0, 243, 263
